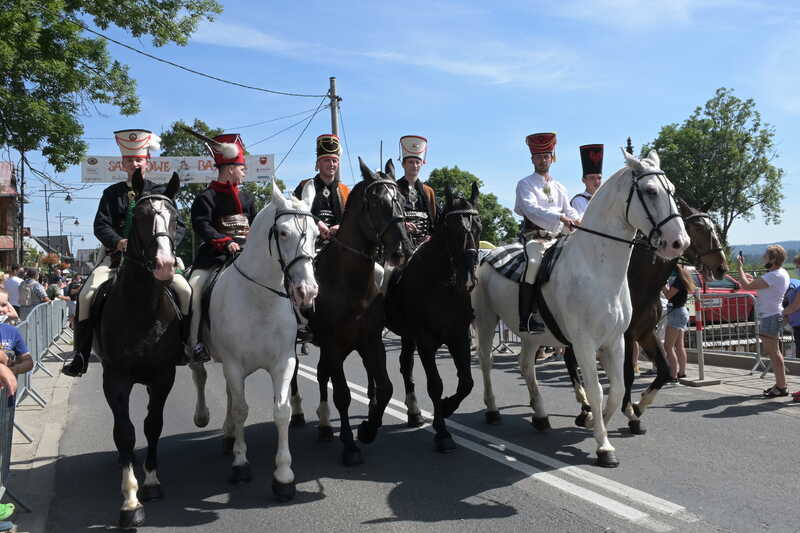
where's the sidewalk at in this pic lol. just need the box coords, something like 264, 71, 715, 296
7, 336, 76, 533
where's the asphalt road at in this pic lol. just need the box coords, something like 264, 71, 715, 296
47, 336, 800, 533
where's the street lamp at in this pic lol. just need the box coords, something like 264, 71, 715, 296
43, 181, 75, 243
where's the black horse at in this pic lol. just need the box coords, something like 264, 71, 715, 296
94, 170, 183, 528
563, 198, 727, 435
384, 183, 482, 452
298, 157, 413, 466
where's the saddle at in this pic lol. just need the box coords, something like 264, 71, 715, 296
534, 236, 570, 345
198, 254, 237, 335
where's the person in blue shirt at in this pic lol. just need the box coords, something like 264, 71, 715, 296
0, 288, 32, 376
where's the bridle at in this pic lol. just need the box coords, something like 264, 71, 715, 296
681, 210, 724, 261
361, 179, 407, 245
233, 208, 316, 298
442, 207, 481, 291
124, 193, 177, 275
624, 170, 681, 250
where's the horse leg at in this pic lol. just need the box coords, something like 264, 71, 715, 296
224, 365, 252, 483
519, 337, 550, 430
629, 331, 671, 432
289, 360, 305, 427
102, 375, 144, 528
441, 328, 474, 419
602, 337, 625, 429
417, 337, 455, 452
564, 345, 592, 428
620, 332, 644, 435
357, 335, 393, 445
329, 358, 361, 466
270, 356, 297, 501
574, 342, 618, 468
472, 299, 501, 424
190, 362, 210, 428
399, 336, 423, 427
316, 359, 334, 442
141, 373, 175, 502
221, 382, 235, 456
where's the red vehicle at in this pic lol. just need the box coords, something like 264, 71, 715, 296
685, 267, 758, 324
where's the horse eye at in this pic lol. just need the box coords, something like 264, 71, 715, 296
279, 230, 288, 238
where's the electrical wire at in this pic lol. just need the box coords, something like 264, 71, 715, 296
275, 96, 329, 171
68, 19, 327, 98
248, 105, 330, 148
338, 103, 356, 184
224, 106, 329, 130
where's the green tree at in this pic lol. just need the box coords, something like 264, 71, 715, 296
427, 166, 518, 244
159, 119, 285, 265
0, 0, 222, 171
642, 87, 783, 246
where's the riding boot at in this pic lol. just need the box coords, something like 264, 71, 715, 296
62, 320, 92, 377
518, 282, 545, 334
183, 314, 211, 364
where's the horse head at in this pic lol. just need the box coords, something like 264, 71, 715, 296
128, 169, 180, 282
267, 181, 320, 311
621, 149, 690, 259
355, 157, 413, 268
439, 182, 482, 293
677, 197, 728, 280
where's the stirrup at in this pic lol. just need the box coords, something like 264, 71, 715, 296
521, 314, 546, 335
62, 354, 87, 377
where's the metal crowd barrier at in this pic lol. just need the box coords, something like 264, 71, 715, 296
0, 396, 14, 506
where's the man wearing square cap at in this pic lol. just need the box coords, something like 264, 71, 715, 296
187, 132, 257, 362
397, 135, 437, 249
515, 132, 581, 334
570, 144, 603, 217
293, 134, 350, 246
63, 128, 191, 377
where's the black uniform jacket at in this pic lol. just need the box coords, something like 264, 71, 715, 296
292, 175, 349, 227
397, 177, 437, 244
191, 181, 257, 269
94, 180, 186, 253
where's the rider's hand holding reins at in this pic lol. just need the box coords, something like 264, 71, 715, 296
116, 239, 129, 252
329, 225, 340, 237
227, 242, 241, 254
318, 220, 331, 240
560, 216, 581, 231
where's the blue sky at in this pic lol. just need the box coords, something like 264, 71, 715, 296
20, 0, 800, 252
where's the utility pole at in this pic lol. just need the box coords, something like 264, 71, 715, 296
329, 76, 341, 179
17, 152, 25, 265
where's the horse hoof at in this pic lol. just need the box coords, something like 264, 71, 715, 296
229, 463, 252, 484
434, 434, 457, 453
342, 447, 363, 467
485, 410, 502, 425
532, 416, 551, 431
139, 484, 163, 502
357, 421, 378, 444
407, 412, 425, 428
290, 413, 306, 427
222, 436, 235, 456
632, 403, 642, 418
628, 420, 647, 435
596, 450, 619, 468
194, 409, 210, 428
119, 505, 145, 529
318, 426, 334, 442
272, 477, 296, 502
574, 412, 589, 428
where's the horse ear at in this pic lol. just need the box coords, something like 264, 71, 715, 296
647, 150, 661, 168
359, 156, 375, 181
445, 184, 454, 207
271, 178, 287, 208
470, 181, 479, 206
164, 172, 180, 199
384, 158, 396, 180
621, 147, 642, 172
132, 168, 144, 197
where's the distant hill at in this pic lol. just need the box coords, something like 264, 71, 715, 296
730, 241, 800, 264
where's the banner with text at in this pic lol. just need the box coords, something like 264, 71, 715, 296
81, 155, 275, 183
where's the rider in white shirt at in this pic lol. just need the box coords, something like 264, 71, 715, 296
570, 144, 603, 217
514, 132, 580, 333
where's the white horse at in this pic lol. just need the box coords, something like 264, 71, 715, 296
472, 150, 689, 467
190, 182, 319, 500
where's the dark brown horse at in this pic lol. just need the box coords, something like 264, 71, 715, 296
562, 198, 727, 435
297, 157, 413, 466
384, 183, 482, 452
94, 171, 182, 528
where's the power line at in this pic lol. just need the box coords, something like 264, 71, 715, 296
68, 19, 327, 98
276, 96, 329, 171
225, 107, 328, 130
338, 103, 356, 184
248, 105, 330, 149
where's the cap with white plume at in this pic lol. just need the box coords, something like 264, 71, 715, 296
114, 129, 161, 159
208, 134, 246, 166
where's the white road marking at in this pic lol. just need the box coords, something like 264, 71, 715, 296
297, 366, 682, 531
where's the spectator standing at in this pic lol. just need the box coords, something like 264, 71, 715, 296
739, 245, 790, 398
662, 265, 696, 382
4, 267, 22, 317
18, 269, 50, 321
0, 288, 31, 376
